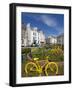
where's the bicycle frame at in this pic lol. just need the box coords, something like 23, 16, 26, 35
31, 60, 49, 75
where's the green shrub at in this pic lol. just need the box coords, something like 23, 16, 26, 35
22, 48, 31, 54
31, 48, 47, 60
47, 48, 64, 61
22, 47, 64, 61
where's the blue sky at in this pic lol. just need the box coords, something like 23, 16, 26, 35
22, 12, 64, 38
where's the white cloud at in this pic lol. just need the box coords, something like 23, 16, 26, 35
31, 14, 64, 36
41, 15, 57, 27
40, 15, 64, 34
56, 27, 64, 34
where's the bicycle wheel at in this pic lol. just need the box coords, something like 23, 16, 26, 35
25, 62, 41, 77
45, 62, 58, 76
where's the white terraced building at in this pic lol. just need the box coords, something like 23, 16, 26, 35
21, 23, 46, 47
46, 36, 57, 44
46, 34, 64, 45
57, 34, 64, 45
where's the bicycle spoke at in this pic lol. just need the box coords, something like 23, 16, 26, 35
25, 62, 41, 77
45, 62, 58, 76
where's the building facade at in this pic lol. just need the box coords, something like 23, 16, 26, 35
21, 23, 46, 47
57, 34, 64, 45
46, 36, 57, 44
46, 34, 64, 45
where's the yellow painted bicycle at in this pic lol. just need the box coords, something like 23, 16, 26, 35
25, 57, 58, 76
